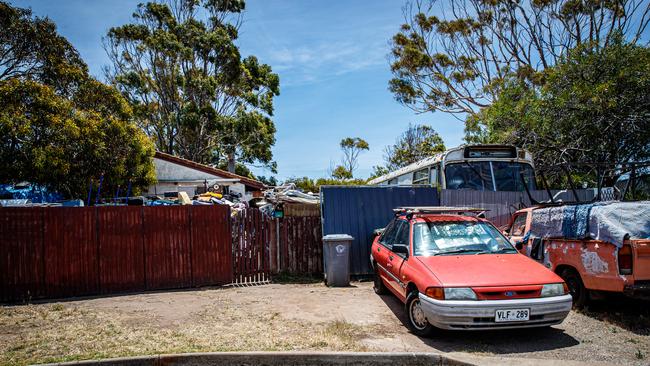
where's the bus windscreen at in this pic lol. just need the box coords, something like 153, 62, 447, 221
445, 162, 536, 191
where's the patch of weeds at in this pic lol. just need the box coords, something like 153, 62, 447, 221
324, 320, 366, 345
51, 304, 64, 312
636, 349, 645, 360
628, 338, 639, 344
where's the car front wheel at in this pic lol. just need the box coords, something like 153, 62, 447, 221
405, 291, 434, 337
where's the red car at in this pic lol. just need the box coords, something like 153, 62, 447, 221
370, 207, 572, 336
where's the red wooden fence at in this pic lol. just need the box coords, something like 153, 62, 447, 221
231, 209, 272, 284
0, 205, 232, 302
0, 206, 323, 302
277, 216, 323, 275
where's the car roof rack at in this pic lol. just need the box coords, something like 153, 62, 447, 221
393, 206, 488, 216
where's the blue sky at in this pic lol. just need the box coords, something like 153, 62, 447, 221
13, 0, 465, 180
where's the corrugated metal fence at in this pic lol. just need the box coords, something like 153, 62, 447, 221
1, 206, 323, 302
320, 186, 439, 276
440, 189, 597, 227
1, 206, 233, 302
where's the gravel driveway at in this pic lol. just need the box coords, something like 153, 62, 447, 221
1, 281, 648, 365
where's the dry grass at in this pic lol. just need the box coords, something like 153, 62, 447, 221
0, 298, 388, 366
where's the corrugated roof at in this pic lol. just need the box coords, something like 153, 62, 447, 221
154, 151, 264, 190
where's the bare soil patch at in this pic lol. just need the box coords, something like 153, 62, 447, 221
0, 282, 648, 366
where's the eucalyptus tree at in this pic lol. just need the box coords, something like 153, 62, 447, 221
105, 0, 280, 172
389, 0, 650, 120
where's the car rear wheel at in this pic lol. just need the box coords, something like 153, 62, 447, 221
405, 291, 434, 337
560, 268, 588, 308
373, 263, 388, 295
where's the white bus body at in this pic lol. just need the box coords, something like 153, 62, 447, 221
368, 145, 536, 191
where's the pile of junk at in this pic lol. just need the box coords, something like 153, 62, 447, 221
251, 184, 320, 218
0, 182, 321, 219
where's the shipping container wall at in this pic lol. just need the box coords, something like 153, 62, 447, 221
320, 186, 439, 276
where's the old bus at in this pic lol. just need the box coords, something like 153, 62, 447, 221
367, 145, 536, 191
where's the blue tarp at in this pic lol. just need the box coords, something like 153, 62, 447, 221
530, 201, 650, 247
0, 184, 63, 203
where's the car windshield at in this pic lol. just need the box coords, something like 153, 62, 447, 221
413, 221, 516, 256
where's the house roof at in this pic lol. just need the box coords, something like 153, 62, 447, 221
154, 151, 264, 190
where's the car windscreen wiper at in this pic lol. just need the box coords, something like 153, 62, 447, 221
475, 248, 519, 255
433, 248, 483, 256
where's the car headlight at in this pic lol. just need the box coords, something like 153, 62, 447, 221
541, 283, 567, 297
444, 287, 477, 300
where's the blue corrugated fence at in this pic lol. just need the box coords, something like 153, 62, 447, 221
320, 186, 439, 275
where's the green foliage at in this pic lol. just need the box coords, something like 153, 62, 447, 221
332, 165, 353, 180
0, 2, 156, 199
0, 79, 156, 199
216, 161, 256, 179
472, 35, 650, 170
256, 175, 277, 187
0, 1, 87, 95
283, 176, 367, 193
105, 0, 280, 172
339, 137, 369, 177
384, 123, 445, 171
390, 0, 650, 124
368, 166, 389, 180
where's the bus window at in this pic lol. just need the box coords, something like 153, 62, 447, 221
397, 174, 412, 185
388, 178, 398, 185
430, 164, 440, 187
445, 162, 494, 191
492, 162, 536, 191
413, 168, 429, 185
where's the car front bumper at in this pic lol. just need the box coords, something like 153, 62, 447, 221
419, 293, 572, 330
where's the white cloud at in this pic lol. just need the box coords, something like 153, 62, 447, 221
266, 40, 388, 86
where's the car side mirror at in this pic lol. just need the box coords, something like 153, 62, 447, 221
514, 241, 524, 250
373, 228, 385, 237
393, 244, 409, 257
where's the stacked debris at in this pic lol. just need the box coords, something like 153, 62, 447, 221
254, 184, 320, 218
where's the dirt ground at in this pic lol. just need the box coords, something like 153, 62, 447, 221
1, 281, 649, 366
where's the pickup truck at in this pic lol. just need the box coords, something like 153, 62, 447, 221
503, 203, 650, 306
370, 207, 571, 335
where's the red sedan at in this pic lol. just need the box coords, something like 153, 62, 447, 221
370, 207, 572, 336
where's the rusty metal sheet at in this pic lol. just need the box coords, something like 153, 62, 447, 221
97, 206, 145, 294
43, 207, 99, 298
0, 207, 45, 302
189, 205, 232, 286
142, 206, 191, 290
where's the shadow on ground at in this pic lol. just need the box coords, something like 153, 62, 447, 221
378, 292, 580, 354
578, 295, 650, 336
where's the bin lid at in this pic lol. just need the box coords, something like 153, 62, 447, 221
322, 234, 354, 242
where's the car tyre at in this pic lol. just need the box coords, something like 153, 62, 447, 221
405, 291, 435, 337
560, 268, 588, 308
373, 263, 388, 295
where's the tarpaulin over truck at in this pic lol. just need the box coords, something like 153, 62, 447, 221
529, 201, 650, 247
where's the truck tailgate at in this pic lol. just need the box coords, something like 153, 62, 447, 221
632, 240, 650, 280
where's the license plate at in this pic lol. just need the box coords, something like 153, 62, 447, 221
495, 308, 530, 322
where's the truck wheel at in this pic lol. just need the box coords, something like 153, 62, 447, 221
405, 291, 434, 337
560, 268, 588, 308
373, 264, 388, 295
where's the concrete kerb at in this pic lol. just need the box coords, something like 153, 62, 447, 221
37, 352, 475, 366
